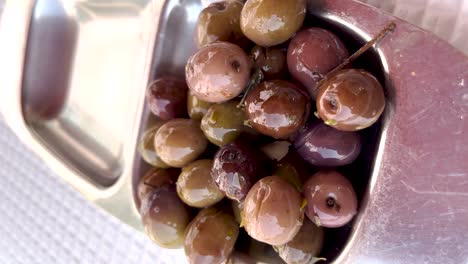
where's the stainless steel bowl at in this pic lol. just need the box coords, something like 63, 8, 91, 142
1, 0, 467, 263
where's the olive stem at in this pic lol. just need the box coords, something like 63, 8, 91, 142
316, 21, 396, 88
237, 68, 264, 109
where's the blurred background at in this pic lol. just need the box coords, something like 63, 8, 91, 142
0, 0, 466, 263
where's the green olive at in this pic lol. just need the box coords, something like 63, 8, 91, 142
137, 167, 179, 210
184, 207, 239, 264
187, 93, 213, 121
177, 159, 224, 208
195, 0, 250, 49
201, 101, 247, 146
240, 0, 306, 47
137, 123, 169, 168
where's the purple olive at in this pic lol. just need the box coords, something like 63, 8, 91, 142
146, 77, 188, 120
294, 121, 361, 167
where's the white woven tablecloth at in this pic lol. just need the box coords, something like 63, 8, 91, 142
0, 1, 466, 264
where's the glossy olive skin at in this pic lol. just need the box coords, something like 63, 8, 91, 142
137, 167, 179, 209
186, 42, 251, 103
287, 28, 348, 98
187, 93, 213, 121
250, 45, 287, 79
201, 101, 247, 146
212, 141, 264, 201
195, 0, 250, 49
242, 176, 304, 246
177, 159, 224, 208
184, 207, 239, 264
137, 123, 169, 168
240, 0, 306, 47
146, 77, 188, 120
155, 119, 208, 168
274, 219, 324, 264
141, 185, 189, 249
245, 80, 310, 139
316, 69, 386, 131
294, 121, 362, 167
303, 171, 358, 228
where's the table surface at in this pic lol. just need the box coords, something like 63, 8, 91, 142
0, 1, 466, 264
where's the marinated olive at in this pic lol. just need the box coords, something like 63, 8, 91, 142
240, 0, 306, 47
177, 159, 224, 208
195, 0, 250, 49
303, 171, 357, 228
184, 207, 239, 264
146, 77, 188, 120
287, 28, 349, 98
242, 176, 304, 246
274, 219, 324, 264
251, 45, 287, 79
316, 69, 385, 131
137, 123, 169, 168
141, 185, 189, 249
201, 101, 247, 146
294, 121, 361, 167
137, 167, 179, 207
186, 42, 251, 103
274, 160, 303, 192
155, 119, 208, 168
212, 141, 265, 201
227, 252, 256, 264
245, 80, 310, 139
187, 92, 213, 121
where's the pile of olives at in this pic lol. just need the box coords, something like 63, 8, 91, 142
137, 0, 388, 263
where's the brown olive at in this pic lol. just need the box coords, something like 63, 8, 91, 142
303, 171, 358, 228
316, 69, 386, 131
187, 92, 213, 121
137, 167, 179, 209
195, 0, 250, 49
242, 176, 304, 246
177, 159, 224, 208
155, 119, 208, 168
184, 207, 239, 264
250, 45, 287, 79
274, 219, 324, 264
146, 77, 188, 120
240, 0, 306, 47
186, 42, 251, 103
245, 80, 310, 139
141, 185, 189, 249
201, 101, 247, 146
137, 123, 169, 168
287, 28, 349, 98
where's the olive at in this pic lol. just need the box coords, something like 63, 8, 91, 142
294, 121, 362, 167
201, 101, 247, 146
187, 92, 213, 121
155, 119, 208, 168
274, 219, 324, 264
140, 185, 189, 249
137, 167, 179, 209
242, 176, 304, 246
287, 28, 349, 98
186, 42, 251, 103
212, 141, 265, 201
227, 252, 256, 264
245, 80, 310, 139
146, 77, 188, 120
177, 159, 224, 208
250, 45, 287, 80
240, 0, 306, 47
303, 171, 358, 228
317, 69, 385, 131
184, 207, 239, 264
274, 160, 303, 192
137, 123, 169, 168
195, 0, 250, 49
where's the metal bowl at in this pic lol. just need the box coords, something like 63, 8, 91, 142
1, 0, 467, 263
